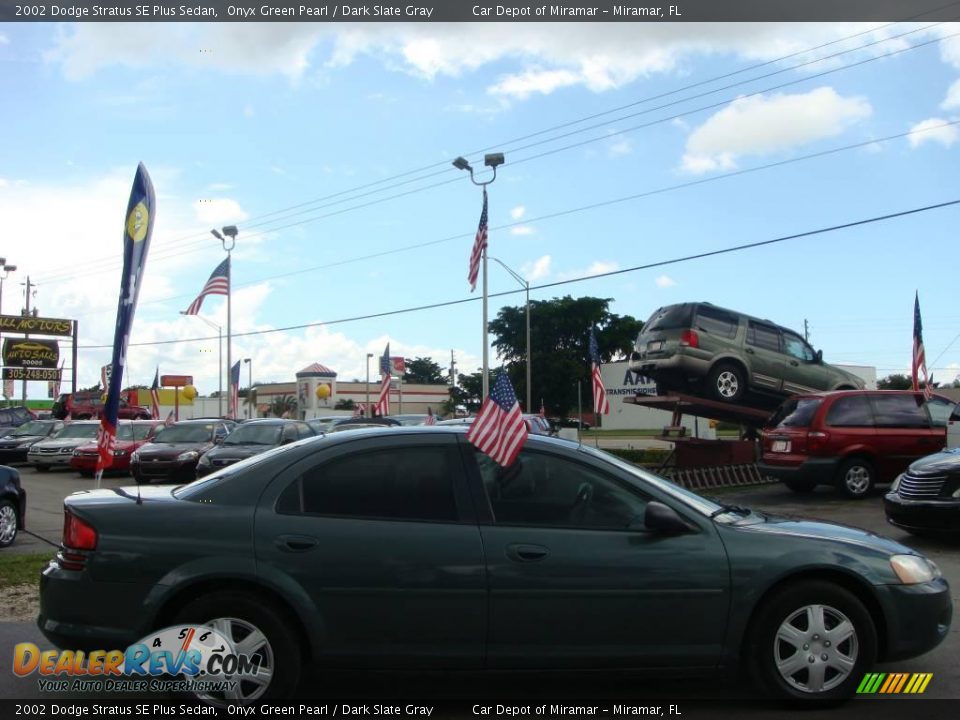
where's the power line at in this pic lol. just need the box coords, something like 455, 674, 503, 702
76, 198, 960, 349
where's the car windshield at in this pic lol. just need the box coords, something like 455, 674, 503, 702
768, 398, 823, 428
309, 418, 341, 432
115, 425, 135, 441
575, 443, 722, 517
11, 421, 51, 436
152, 424, 213, 443
224, 424, 282, 445
55, 424, 100, 439
643, 304, 693, 333
132, 424, 156, 441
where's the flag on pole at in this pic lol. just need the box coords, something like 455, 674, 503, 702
230, 360, 241, 418
184, 257, 230, 315
100, 364, 112, 392
467, 188, 488, 292
353, 403, 364, 417
912, 292, 932, 398
97, 163, 156, 477
52, 362, 64, 400
539, 399, 546, 418
424, 407, 436, 425
164, 410, 175, 426
589, 327, 610, 416
466, 369, 528, 467
374, 343, 391, 416
149, 367, 161, 420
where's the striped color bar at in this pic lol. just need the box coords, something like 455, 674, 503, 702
857, 672, 933, 694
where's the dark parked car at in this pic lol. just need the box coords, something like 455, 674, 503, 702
0, 406, 35, 434
131, 419, 232, 484
196, 419, 315, 478
0, 419, 65, 463
40, 428, 949, 702
629, 302, 863, 407
759, 390, 953, 499
884, 447, 960, 537
0, 465, 26, 548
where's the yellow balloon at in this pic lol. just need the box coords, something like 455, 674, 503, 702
101, 393, 108, 404
182, 385, 197, 400
315, 384, 330, 399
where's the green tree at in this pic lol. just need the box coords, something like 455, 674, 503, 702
877, 374, 938, 391
334, 398, 355, 410
269, 394, 296, 418
403, 357, 447, 385
443, 371, 483, 416
488, 295, 643, 417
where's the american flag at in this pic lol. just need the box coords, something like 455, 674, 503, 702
164, 410, 175, 426
539, 400, 546, 418
374, 344, 391, 416
353, 403, 364, 417
230, 360, 241, 418
184, 258, 230, 315
913, 292, 932, 399
466, 369, 528, 467
467, 188, 488, 292
424, 407, 436, 425
590, 327, 610, 416
149, 367, 161, 420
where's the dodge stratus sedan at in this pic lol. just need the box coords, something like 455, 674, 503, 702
39, 428, 950, 702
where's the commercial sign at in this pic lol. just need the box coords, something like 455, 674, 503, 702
0, 314, 73, 337
2, 338, 60, 369
160, 375, 193, 387
2, 367, 62, 382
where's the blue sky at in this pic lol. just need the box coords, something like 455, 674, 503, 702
1, 20, 959, 398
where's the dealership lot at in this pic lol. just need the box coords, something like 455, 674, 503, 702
2, 461, 958, 701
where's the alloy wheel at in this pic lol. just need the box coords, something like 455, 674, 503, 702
843, 466, 872, 496
0, 505, 16, 545
716, 371, 740, 398
774, 603, 858, 693
200, 617, 275, 702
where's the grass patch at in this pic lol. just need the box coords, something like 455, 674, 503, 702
0, 552, 52, 587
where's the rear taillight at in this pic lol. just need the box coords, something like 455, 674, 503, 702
62, 510, 97, 551
807, 431, 829, 453
679, 329, 699, 348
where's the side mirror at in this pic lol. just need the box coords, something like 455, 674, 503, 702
644, 501, 692, 534
815, 349, 823, 363
214, 435, 224, 445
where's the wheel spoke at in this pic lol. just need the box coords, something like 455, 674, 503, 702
827, 620, 855, 645
827, 652, 856, 677
806, 662, 827, 692
776, 623, 806, 650
776, 651, 808, 678
806, 605, 827, 637
235, 628, 269, 657
211, 618, 233, 643
243, 664, 273, 689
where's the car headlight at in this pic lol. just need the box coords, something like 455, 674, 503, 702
198, 454, 211, 466
72, 450, 82, 457
60, 447, 73, 454
114, 450, 127, 457
177, 450, 199, 462
890, 473, 903, 493
952, 487, 960, 499
890, 554, 941, 584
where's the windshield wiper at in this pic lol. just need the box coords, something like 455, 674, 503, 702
709, 504, 752, 519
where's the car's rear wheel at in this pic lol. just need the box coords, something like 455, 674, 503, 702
836, 457, 875, 499
0, 500, 19, 547
707, 362, 746, 403
747, 580, 876, 702
783, 478, 816, 494
171, 591, 301, 701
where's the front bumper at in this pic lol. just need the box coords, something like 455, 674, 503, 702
132, 458, 198, 483
27, 453, 74, 467
876, 577, 952, 661
0, 447, 30, 463
71, 454, 132, 473
758, 456, 841, 485
884, 492, 960, 534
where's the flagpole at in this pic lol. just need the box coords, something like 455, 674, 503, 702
212, 226, 238, 418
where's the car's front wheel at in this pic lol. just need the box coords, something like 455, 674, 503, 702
0, 500, 19, 547
836, 457, 875, 499
747, 580, 876, 702
171, 591, 301, 701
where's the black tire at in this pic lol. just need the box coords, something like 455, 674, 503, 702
0, 499, 19, 548
836, 457, 875, 500
783, 478, 816, 494
170, 591, 301, 701
707, 362, 746, 403
746, 580, 877, 702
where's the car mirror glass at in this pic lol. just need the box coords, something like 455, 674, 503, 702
644, 501, 691, 534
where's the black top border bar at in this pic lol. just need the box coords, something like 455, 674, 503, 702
2, 0, 959, 22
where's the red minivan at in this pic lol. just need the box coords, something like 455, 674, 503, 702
759, 390, 956, 499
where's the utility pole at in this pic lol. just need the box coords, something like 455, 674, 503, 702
449, 349, 457, 386
803, 319, 810, 342
21, 276, 34, 404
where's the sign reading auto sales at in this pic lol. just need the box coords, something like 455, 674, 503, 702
0, 314, 73, 337
2, 338, 60, 369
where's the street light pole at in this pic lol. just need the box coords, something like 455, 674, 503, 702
212, 226, 238, 417
453, 153, 505, 400
243, 358, 252, 418
365, 353, 373, 416
182, 312, 222, 417
0, 261, 16, 407
489, 257, 531, 413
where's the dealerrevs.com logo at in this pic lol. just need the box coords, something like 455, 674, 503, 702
13, 625, 262, 694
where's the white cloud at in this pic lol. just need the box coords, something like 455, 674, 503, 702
522, 255, 551, 282
681, 87, 872, 174
942, 79, 960, 110
243, 104, 255, 117
655, 274, 677, 288
510, 205, 526, 220
907, 118, 959, 148
489, 68, 580, 99
939, 25, 960, 70
192, 198, 249, 225
608, 136, 634, 157
509, 226, 535, 236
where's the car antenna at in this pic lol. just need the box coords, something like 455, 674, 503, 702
577, 381, 583, 449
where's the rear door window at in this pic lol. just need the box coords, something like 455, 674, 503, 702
695, 306, 739, 339
825, 396, 874, 427
925, 397, 955, 427
870, 394, 930, 428
746, 321, 781, 352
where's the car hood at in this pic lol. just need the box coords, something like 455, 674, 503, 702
75, 439, 138, 452
0, 434, 44, 445
31, 437, 95, 450
206, 444, 276, 461
725, 510, 912, 557
907, 447, 960, 476
136, 441, 210, 457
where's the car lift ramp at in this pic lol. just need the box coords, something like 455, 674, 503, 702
623, 392, 773, 432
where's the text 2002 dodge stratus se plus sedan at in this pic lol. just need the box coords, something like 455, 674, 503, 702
39, 427, 950, 702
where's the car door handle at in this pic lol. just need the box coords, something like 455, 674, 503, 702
275, 534, 319, 552
789, 360, 799, 366
506, 543, 549, 562
745, 348, 755, 354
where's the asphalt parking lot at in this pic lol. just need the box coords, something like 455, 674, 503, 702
2, 462, 958, 707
